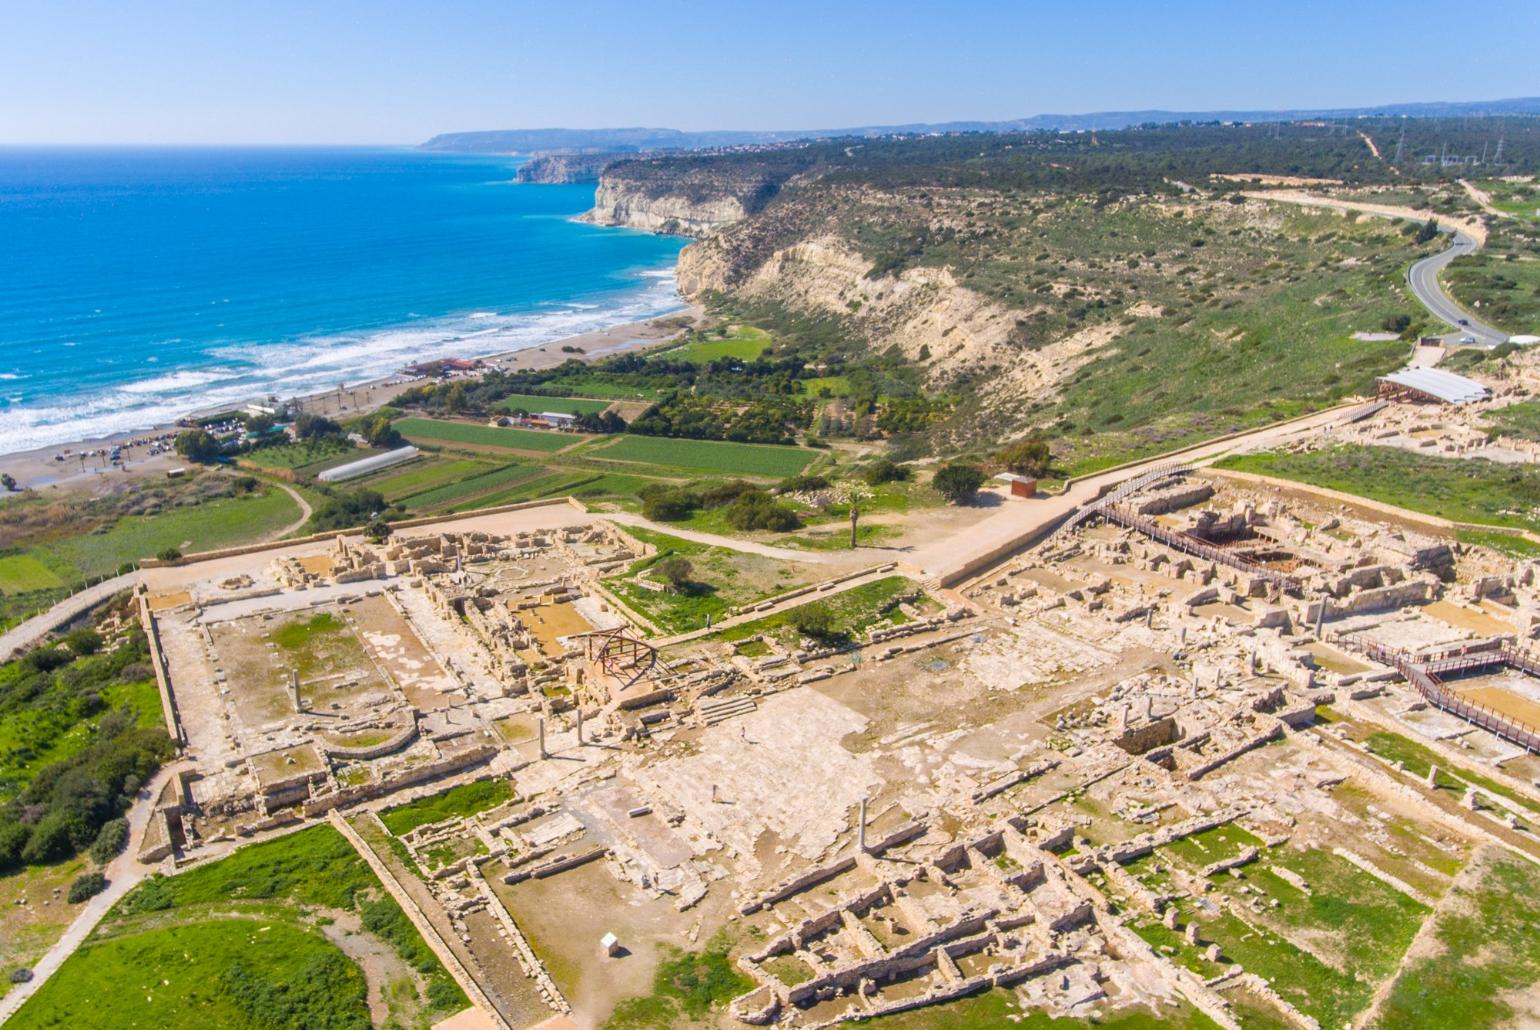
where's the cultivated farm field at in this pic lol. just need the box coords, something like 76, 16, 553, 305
594, 435, 814, 478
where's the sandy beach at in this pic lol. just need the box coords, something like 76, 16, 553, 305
0, 304, 703, 493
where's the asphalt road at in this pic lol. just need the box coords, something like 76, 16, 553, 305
1407, 230, 1510, 346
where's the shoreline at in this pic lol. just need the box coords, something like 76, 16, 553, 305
0, 302, 704, 492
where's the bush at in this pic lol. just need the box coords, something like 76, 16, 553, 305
363, 519, 392, 543
63, 628, 104, 656
67, 871, 106, 903
640, 486, 697, 522
310, 489, 389, 533
0, 822, 29, 871
790, 605, 840, 643
862, 460, 909, 486
156, 547, 182, 562
996, 437, 1052, 477
775, 474, 830, 494
90, 818, 129, 865
654, 557, 694, 592
20, 813, 74, 866
696, 480, 759, 509
724, 491, 801, 532
933, 463, 986, 505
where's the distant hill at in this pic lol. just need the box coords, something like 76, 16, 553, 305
422, 97, 1540, 153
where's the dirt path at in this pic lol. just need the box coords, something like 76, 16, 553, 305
265, 480, 313, 540
602, 512, 835, 563
1243, 189, 1488, 246
1458, 178, 1508, 220
1359, 130, 1385, 162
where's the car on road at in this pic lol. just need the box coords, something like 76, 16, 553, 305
1459, 335, 1477, 344
1457, 318, 1470, 326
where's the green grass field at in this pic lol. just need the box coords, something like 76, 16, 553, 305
397, 462, 537, 510
712, 576, 916, 644
662, 325, 771, 364
492, 394, 612, 416
10, 919, 370, 1030
0, 554, 64, 593
1216, 445, 1540, 531
360, 457, 494, 502
1483, 399, 1540, 443
44, 487, 298, 581
594, 436, 814, 478
395, 416, 584, 453
1373, 849, 1540, 1028
379, 778, 513, 836
22, 825, 471, 1028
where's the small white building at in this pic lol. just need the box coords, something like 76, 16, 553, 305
539, 411, 579, 427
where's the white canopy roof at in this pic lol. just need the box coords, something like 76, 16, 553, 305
1377, 368, 1489, 404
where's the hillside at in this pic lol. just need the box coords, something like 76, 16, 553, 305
590, 118, 1540, 462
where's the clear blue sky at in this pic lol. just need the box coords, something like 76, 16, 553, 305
4, 0, 1538, 144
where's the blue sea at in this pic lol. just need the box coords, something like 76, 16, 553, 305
0, 147, 686, 455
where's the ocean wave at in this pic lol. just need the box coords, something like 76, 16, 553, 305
0, 269, 684, 456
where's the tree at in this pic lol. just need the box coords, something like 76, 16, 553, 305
364, 519, 392, 544
640, 486, 697, 522
362, 415, 404, 449
996, 437, 1052, 477
174, 430, 222, 464
0, 473, 16, 491
654, 557, 694, 593
791, 604, 841, 643
293, 413, 342, 439
933, 463, 986, 505
1415, 218, 1439, 244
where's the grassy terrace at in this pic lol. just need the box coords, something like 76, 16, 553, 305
591, 435, 815, 478
658, 324, 771, 364
709, 576, 918, 645
603, 526, 819, 635
379, 777, 513, 836
395, 416, 582, 453
491, 393, 612, 415
1215, 445, 1540, 532
1373, 849, 1540, 1028
11, 825, 466, 1029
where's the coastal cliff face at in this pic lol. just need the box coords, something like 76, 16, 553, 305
515, 153, 625, 184
583, 178, 751, 235
581, 158, 801, 236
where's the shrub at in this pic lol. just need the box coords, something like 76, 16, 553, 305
67, 871, 106, 903
862, 460, 909, 486
775, 474, 830, 494
725, 491, 800, 532
156, 547, 182, 562
63, 628, 104, 656
640, 486, 697, 521
654, 557, 694, 592
933, 463, 986, 505
364, 519, 392, 543
790, 604, 838, 642
996, 437, 1052, 477
90, 818, 129, 865
0, 822, 29, 871
696, 480, 759, 509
